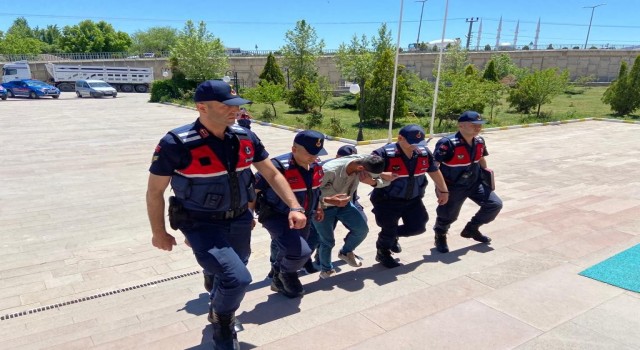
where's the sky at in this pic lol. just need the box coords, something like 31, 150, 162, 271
1, 0, 639, 51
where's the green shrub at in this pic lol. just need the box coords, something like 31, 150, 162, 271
150, 79, 179, 102
260, 107, 276, 122
328, 116, 346, 136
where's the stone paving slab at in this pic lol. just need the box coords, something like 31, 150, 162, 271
1, 94, 639, 349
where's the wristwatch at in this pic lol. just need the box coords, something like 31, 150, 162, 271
289, 207, 305, 213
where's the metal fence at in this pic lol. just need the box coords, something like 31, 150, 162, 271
1, 44, 638, 63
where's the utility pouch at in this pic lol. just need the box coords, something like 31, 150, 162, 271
481, 168, 495, 192
168, 196, 187, 230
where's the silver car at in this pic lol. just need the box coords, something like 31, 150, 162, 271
75, 79, 117, 98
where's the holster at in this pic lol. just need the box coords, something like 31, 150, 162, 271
168, 196, 188, 230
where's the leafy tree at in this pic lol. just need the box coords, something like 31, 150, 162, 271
364, 48, 409, 126
281, 20, 324, 83
491, 53, 527, 80
243, 81, 286, 117
335, 33, 374, 139
438, 42, 468, 74
547, 44, 554, 50
405, 71, 433, 117
435, 71, 488, 125
33, 25, 62, 52
371, 23, 394, 56
507, 68, 569, 117
6, 17, 34, 38
602, 59, 638, 116
130, 26, 178, 53
484, 44, 492, 51
482, 60, 498, 82
0, 34, 44, 54
169, 20, 228, 82
522, 45, 530, 50
58, 20, 131, 53
287, 76, 317, 112
259, 53, 286, 85
465, 64, 480, 78
483, 81, 507, 121
0, 17, 45, 55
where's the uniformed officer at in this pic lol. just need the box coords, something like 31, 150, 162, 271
432, 111, 503, 253
255, 130, 326, 298
146, 80, 306, 350
371, 124, 449, 268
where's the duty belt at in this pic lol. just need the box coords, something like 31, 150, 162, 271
187, 205, 248, 221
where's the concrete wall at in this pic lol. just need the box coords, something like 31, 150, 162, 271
24, 50, 640, 87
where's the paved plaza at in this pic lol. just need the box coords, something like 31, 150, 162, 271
0, 93, 639, 349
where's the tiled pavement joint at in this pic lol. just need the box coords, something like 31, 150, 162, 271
0, 270, 202, 322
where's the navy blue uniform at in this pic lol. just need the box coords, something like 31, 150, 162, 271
150, 119, 268, 315
433, 132, 503, 234
371, 143, 439, 250
256, 153, 323, 273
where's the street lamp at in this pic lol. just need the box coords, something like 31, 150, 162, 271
222, 70, 239, 91
583, 4, 606, 49
349, 83, 364, 141
416, 0, 428, 46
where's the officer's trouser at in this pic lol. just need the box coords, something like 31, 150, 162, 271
180, 210, 253, 315
262, 214, 312, 273
372, 196, 428, 250
434, 183, 503, 233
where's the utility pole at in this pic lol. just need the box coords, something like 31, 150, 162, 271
584, 4, 606, 49
416, 0, 428, 45
465, 17, 479, 50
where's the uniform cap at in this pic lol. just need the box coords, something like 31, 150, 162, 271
294, 130, 328, 156
194, 80, 251, 105
399, 124, 427, 145
337, 145, 358, 157
458, 110, 487, 124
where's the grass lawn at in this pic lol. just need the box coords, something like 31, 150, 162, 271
171, 86, 639, 141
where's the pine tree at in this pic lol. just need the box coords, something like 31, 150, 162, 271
482, 60, 498, 82
602, 60, 634, 115
259, 53, 286, 85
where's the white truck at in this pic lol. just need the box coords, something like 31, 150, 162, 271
1, 61, 154, 93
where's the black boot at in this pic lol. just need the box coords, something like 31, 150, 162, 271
209, 312, 240, 350
277, 271, 305, 298
267, 266, 276, 279
303, 258, 319, 274
208, 310, 244, 333
390, 239, 402, 253
461, 224, 492, 243
434, 232, 449, 253
375, 248, 400, 268
204, 273, 214, 293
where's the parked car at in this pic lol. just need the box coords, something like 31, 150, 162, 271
1, 79, 60, 99
0, 85, 7, 100
75, 79, 117, 98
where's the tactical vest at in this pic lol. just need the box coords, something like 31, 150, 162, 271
169, 124, 256, 211
262, 154, 323, 216
374, 144, 430, 200
437, 134, 485, 186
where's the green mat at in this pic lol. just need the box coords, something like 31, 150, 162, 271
579, 243, 640, 293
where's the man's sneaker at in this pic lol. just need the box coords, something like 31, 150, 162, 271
461, 226, 492, 243
434, 233, 449, 253
338, 251, 362, 267
319, 269, 336, 279
303, 258, 319, 274
277, 271, 305, 298
375, 249, 400, 268
391, 239, 402, 253
204, 273, 214, 293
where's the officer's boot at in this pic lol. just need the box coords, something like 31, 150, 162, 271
390, 239, 402, 253
303, 258, 319, 274
277, 271, 305, 298
203, 273, 214, 293
434, 230, 449, 253
460, 223, 492, 243
375, 248, 400, 268
209, 312, 240, 350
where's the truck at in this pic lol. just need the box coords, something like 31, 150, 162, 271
1, 61, 154, 93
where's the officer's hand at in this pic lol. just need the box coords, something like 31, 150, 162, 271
288, 211, 307, 229
358, 171, 376, 185
315, 207, 324, 222
436, 190, 449, 205
380, 172, 399, 182
152, 232, 177, 251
